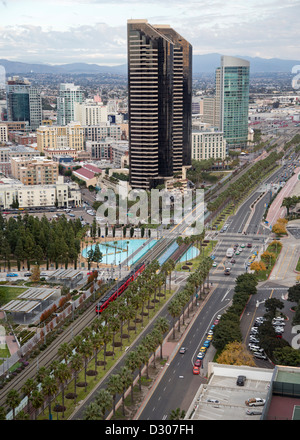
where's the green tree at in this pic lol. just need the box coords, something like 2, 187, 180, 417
54, 362, 71, 418
6, 389, 21, 420
21, 378, 37, 416
41, 375, 58, 421
107, 374, 123, 417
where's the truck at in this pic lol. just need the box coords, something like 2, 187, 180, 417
226, 248, 234, 258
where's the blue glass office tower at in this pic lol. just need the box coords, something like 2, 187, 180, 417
218, 56, 250, 149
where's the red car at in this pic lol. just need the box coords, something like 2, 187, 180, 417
194, 359, 201, 367
193, 366, 200, 375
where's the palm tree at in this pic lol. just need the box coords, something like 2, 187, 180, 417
125, 351, 139, 404
168, 298, 181, 339
41, 375, 58, 421
54, 362, 71, 418
6, 389, 21, 420
79, 340, 93, 392
70, 353, 82, 404
0, 406, 6, 420
90, 331, 103, 371
107, 374, 123, 417
99, 325, 111, 370
36, 365, 49, 384
119, 366, 133, 416
94, 389, 113, 420
21, 378, 37, 417
30, 389, 44, 421
154, 316, 169, 359
169, 407, 186, 420
57, 342, 72, 364
137, 344, 150, 381
83, 402, 102, 420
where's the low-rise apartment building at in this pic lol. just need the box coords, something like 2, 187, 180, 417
11, 156, 59, 185
0, 176, 81, 209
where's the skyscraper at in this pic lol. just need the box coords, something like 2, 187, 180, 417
217, 56, 250, 149
57, 83, 84, 126
127, 19, 192, 190
6, 76, 42, 130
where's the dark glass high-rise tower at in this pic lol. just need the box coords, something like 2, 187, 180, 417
127, 19, 192, 190
6, 76, 42, 130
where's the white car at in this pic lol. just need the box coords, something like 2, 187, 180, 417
274, 327, 284, 333
245, 398, 266, 407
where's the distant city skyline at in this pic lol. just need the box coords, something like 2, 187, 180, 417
0, 0, 299, 66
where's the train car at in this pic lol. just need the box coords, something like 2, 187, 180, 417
95, 262, 145, 314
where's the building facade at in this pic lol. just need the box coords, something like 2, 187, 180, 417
0, 176, 81, 209
217, 56, 250, 149
57, 83, 84, 126
36, 122, 85, 154
74, 100, 108, 126
11, 157, 59, 185
127, 19, 192, 189
6, 77, 42, 130
192, 130, 227, 161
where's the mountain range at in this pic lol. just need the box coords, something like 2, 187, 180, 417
0, 54, 299, 75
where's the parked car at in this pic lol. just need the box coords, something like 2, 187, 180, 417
6, 273, 18, 277
246, 409, 262, 416
24, 272, 32, 277
253, 352, 267, 360
237, 375, 246, 386
247, 243, 252, 248
194, 359, 201, 367
245, 398, 265, 407
193, 366, 200, 375
203, 340, 210, 348
197, 352, 205, 360
248, 344, 262, 352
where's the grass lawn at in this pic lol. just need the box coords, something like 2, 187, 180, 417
254, 242, 282, 282
176, 240, 217, 272
0, 285, 27, 305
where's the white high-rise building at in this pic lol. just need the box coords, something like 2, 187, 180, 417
74, 100, 108, 126
57, 83, 84, 126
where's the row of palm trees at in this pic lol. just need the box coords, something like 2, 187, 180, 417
207, 151, 283, 213
83, 316, 169, 420
2, 259, 176, 420
168, 255, 213, 338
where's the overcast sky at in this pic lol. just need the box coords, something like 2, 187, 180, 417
0, 0, 299, 65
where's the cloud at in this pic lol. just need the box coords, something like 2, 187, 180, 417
0, 22, 127, 64
0, 0, 299, 64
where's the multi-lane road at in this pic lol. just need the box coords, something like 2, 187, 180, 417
135, 145, 300, 420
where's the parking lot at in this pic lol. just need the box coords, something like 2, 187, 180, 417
188, 366, 273, 420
